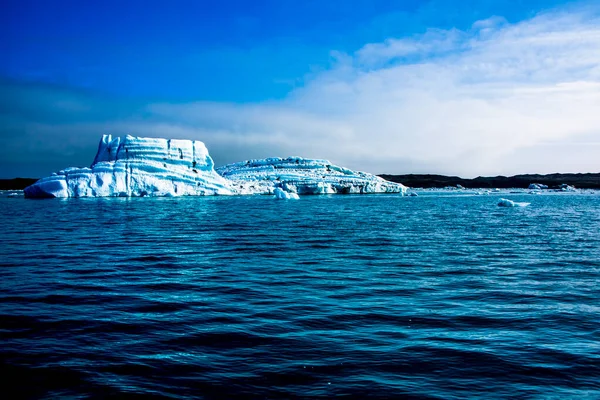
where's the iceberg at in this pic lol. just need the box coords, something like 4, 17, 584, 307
24, 135, 234, 198
528, 183, 548, 190
497, 198, 530, 207
559, 184, 576, 192
24, 135, 407, 198
216, 157, 407, 195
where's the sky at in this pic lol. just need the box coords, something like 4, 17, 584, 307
1, 0, 599, 178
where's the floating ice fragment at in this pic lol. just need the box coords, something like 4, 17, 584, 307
498, 198, 530, 207
528, 183, 548, 190
559, 184, 576, 192
273, 187, 300, 200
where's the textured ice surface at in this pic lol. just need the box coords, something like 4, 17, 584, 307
498, 198, 530, 207
25, 136, 406, 198
217, 157, 407, 195
24, 135, 234, 198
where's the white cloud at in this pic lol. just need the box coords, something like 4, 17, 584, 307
136, 8, 600, 176
4, 7, 599, 178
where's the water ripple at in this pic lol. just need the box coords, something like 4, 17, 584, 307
1, 193, 599, 398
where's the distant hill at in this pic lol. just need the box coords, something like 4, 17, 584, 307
0, 178, 38, 190
379, 173, 600, 189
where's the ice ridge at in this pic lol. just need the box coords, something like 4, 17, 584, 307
216, 157, 407, 196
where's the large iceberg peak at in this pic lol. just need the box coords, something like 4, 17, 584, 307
91, 134, 215, 171
92, 134, 121, 164
24, 135, 233, 198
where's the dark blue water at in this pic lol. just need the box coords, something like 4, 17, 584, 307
1, 192, 599, 399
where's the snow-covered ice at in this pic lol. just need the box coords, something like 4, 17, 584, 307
497, 198, 530, 207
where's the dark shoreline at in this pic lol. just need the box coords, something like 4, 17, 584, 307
0, 178, 38, 190
2, 173, 599, 191
379, 173, 600, 189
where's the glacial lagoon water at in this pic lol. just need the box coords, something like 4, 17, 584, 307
1, 191, 599, 399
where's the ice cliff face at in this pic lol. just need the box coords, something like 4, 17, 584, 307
24, 136, 407, 198
24, 135, 234, 198
216, 157, 407, 195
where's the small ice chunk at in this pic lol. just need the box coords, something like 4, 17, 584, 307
273, 187, 299, 200
559, 184, 576, 192
498, 198, 530, 207
528, 183, 548, 190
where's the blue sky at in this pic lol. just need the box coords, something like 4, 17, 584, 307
3, 0, 571, 101
1, 0, 599, 178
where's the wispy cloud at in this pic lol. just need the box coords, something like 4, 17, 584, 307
2, 7, 600, 178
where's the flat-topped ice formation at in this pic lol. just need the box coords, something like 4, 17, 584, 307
24, 136, 407, 198
24, 135, 234, 198
216, 157, 407, 195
